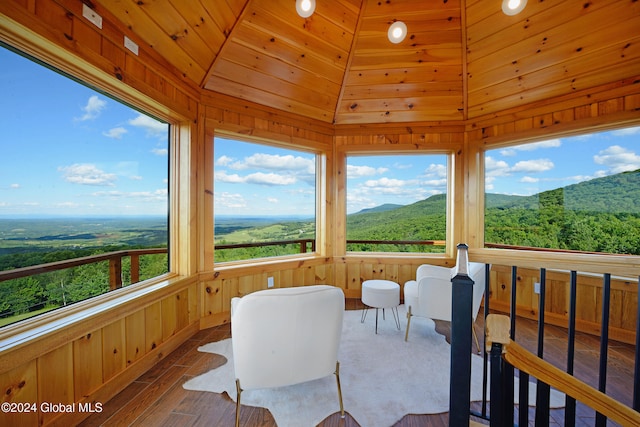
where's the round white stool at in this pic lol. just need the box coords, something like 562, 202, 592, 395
361, 279, 401, 333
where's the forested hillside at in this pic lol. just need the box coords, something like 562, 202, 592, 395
2, 170, 638, 325
346, 195, 446, 252
485, 169, 640, 253
343, 169, 640, 255
0, 218, 168, 324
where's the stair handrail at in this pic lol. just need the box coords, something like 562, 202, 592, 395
485, 314, 640, 426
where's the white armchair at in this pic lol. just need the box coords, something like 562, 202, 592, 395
230, 285, 345, 427
403, 262, 486, 352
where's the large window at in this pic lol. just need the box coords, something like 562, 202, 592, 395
213, 137, 317, 262
484, 126, 640, 254
346, 154, 448, 253
0, 45, 169, 326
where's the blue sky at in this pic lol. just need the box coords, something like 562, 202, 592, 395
214, 138, 317, 216
2, 45, 639, 218
216, 128, 640, 216
0, 46, 169, 217
486, 129, 640, 196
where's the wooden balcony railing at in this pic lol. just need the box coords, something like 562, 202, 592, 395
215, 239, 446, 255
0, 247, 167, 290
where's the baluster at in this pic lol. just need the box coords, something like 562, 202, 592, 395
634, 276, 640, 411
564, 271, 578, 427
130, 254, 140, 283
109, 256, 123, 290
596, 273, 611, 427
535, 268, 551, 426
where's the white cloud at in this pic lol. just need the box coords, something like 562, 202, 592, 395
520, 176, 539, 183
128, 114, 168, 138
485, 156, 510, 177
215, 170, 297, 186
58, 164, 117, 186
245, 172, 297, 186
423, 163, 447, 178
77, 95, 106, 121
364, 177, 406, 188
215, 171, 244, 184
356, 177, 437, 199
215, 192, 247, 209
103, 127, 127, 139
593, 145, 640, 174
267, 197, 278, 203
510, 159, 554, 173
228, 153, 315, 173
216, 155, 235, 166
91, 189, 167, 202
152, 147, 168, 156
611, 126, 640, 136
346, 164, 388, 178
10, 183, 20, 189
500, 139, 561, 156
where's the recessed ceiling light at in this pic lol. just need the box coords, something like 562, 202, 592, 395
296, 0, 316, 18
388, 21, 407, 44
502, 0, 527, 15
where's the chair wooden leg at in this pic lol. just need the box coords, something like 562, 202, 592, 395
472, 323, 481, 354
235, 379, 242, 427
335, 361, 345, 418
404, 305, 412, 341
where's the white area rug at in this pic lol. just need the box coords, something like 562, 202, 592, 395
183, 305, 564, 426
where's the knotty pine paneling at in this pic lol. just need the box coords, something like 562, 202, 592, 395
0, 280, 199, 427
203, 92, 334, 150
201, 256, 438, 328
102, 319, 126, 382
0, 0, 199, 121
466, 0, 640, 119
490, 265, 638, 345
0, 360, 38, 427
467, 76, 640, 147
37, 344, 73, 425
125, 310, 146, 366
73, 329, 103, 401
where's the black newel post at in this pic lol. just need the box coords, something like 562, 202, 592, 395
449, 243, 475, 427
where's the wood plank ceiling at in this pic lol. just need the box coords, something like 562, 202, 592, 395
93, 0, 640, 125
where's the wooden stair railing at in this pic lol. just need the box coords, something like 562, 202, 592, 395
485, 314, 640, 426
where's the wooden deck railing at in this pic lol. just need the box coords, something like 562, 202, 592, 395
0, 247, 167, 290
215, 239, 446, 254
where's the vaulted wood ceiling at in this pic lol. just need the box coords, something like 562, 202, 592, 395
93, 0, 640, 125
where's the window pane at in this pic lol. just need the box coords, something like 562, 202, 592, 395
484, 127, 640, 254
0, 46, 169, 326
346, 154, 448, 253
213, 137, 317, 262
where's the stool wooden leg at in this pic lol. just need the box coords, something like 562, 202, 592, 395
405, 306, 412, 341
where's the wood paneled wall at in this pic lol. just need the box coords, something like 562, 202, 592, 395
0, 3, 202, 427
466, 0, 640, 119
490, 264, 638, 345
0, 0, 198, 121
2, 1, 640, 426
0, 277, 199, 427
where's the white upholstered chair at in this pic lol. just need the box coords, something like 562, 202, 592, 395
230, 285, 345, 427
403, 262, 486, 352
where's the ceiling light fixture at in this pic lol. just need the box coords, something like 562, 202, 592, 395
296, 0, 316, 18
502, 0, 527, 15
387, 21, 407, 44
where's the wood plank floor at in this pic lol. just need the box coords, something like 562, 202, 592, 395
78, 300, 635, 427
